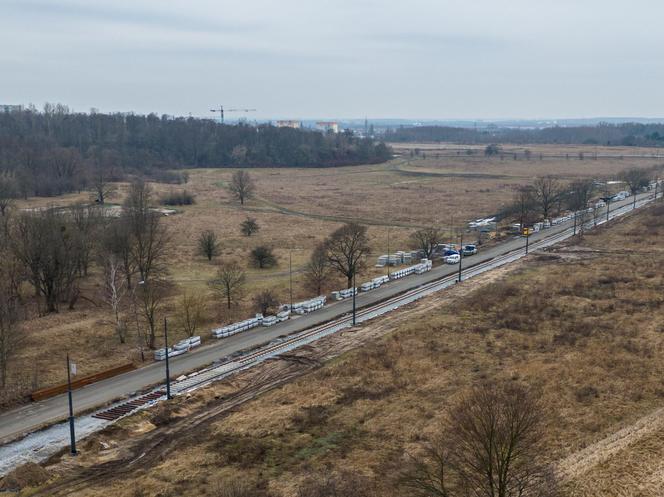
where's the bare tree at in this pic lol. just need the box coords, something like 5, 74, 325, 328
324, 223, 371, 289
101, 253, 128, 343
510, 185, 538, 231
400, 430, 455, 497
89, 164, 116, 205
176, 291, 205, 337
402, 381, 557, 497
250, 245, 277, 269
0, 257, 22, 388
229, 170, 256, 205
253, 289, 279, 315
0, 172, 18, 217
240, 217, 260, 236
566, 179, 595, 233
533, 176, 562, 220
619, 167, 651, 208
209, 262, 246, 310
124, 179, 170, 282
304, 243, 330, 295
70, 204, 103, 276
12, 210, 81, 313
411, 227, 441, 259
198, 230, 221, 261
101, 217, 136, 289
137, 279, 169, 349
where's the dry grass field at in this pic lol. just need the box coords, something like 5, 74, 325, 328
13, 199, 664, 497
4, 144, 662, 404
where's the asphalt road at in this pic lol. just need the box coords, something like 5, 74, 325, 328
0, 191, 656, 443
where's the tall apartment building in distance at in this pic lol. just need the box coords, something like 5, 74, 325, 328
316, 121, 339, 133
276, 120, 302, 129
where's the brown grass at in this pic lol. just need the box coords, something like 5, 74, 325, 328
20, 201, 664, 497
5, 146, 662, 404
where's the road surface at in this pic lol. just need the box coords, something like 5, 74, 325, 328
0, 191, 657, 444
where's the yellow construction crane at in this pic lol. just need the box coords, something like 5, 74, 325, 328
210, 105, 256, 124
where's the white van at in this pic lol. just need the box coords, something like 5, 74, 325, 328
444, 253, 461, 264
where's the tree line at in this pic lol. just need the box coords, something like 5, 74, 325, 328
501, 167, 655, 230
0, 105, 392, 198
0, 179, 174, 389
385, 122, 664, 146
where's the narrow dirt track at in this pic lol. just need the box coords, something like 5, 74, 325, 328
556, 405, 664, 482
34, 357, 318, 496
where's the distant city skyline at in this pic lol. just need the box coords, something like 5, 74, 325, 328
3, 0, 664, 120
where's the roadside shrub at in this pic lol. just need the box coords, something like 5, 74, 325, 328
253, 289, 279, 315
150, 404, 176, 426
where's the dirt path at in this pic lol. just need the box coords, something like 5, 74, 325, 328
556, 405, 664, 482
244, 195, 429, 230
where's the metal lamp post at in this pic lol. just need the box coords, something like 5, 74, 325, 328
164, 317, 172, 400
352, 269, 357, 326
605, 198, 611, 222
457, 231, 464, 283
66, 353, 77, 455
386, 227, 391, 279
289, 250, 293, 311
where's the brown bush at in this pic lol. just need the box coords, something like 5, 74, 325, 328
336, 385, 396, 406
150, 403, 176, 427
297, 470, 376, 497
210, 477, 276, 497
0, 462, 50, 491
213, 432, 272, 466
291, 405, 331, 433
575, 385, 599, 403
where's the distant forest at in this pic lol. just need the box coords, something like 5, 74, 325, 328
385, 123, 664, 146
0, 105, 391, 197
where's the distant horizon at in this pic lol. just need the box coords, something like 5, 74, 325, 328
5, 103, 664, 126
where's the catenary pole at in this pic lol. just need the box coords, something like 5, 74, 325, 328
457, 231, 463, 283
164, 318, 172, 400
352, 269, 357, 326
66, 353, 77, 455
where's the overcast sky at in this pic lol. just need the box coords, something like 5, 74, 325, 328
2, 0, 664, 120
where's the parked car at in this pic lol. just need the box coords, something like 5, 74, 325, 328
444, 253, 461, 264
462, 244, 478, 256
